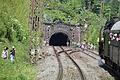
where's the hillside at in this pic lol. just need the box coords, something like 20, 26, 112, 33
44, 0, 120, 47
0, 0, 36, 80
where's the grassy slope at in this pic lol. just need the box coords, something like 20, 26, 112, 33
0, 0, 36, 80
0, 42, 36, 80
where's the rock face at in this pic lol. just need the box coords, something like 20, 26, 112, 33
35, 46, 114, 80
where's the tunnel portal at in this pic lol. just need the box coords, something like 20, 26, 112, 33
49, 32, 70, 46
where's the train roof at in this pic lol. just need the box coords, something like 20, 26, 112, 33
104, 17, 120, 30
111, 21, 120, 30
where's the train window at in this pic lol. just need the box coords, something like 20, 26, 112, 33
114, 34, 120, 41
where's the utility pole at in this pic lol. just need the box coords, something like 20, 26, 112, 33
88, 0, 91, 10
29, 0, 43, 51
40, 0, 44, 31
100, 0, 104, 17
118, 0, 120, 16
39, 0, 44, 47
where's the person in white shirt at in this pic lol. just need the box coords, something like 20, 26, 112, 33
1, 47, 8, 59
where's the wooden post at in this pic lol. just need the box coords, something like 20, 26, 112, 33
29, 0, 43, 51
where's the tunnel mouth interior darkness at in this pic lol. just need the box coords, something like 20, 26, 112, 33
49, 32, 70, 46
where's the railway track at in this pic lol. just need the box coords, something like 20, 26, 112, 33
53, 46, 86, 80
84, 49, 120, 79
85, 49, 99, 56
58, 47, 99, 60
53, 46, 63, 80
80, 48, 120, 79
80, 48, 99, 60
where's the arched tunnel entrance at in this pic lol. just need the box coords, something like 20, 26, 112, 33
49, 32, 70, 46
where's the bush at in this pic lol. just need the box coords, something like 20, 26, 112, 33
0, 11, 26, 42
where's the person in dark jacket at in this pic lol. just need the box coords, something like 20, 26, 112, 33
10, 46, 16, 63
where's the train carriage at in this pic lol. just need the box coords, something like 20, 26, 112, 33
109, 21, 120, 68
99, 17, 120, 71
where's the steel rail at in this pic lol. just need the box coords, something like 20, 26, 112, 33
85, 49, 99, 56
53, 46, 63, 80
60, 46, 86, 80
79, 49, 98, 60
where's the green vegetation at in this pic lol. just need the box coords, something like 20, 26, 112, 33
0, 42, 36, 80
44, 0, 120, 47
0, 0, 36, 80
0, 0, 119, 79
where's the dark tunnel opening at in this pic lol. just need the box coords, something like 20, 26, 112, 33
49, 32, 70, 46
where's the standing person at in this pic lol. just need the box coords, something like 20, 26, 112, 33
10, 46, 16, 62
66, 41, 69, 46
81, 43, 84, 51
81, 41, 86, 51
1, 47, 9, 60
10, 50, 14, 63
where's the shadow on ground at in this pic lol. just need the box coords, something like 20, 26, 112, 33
100, 65, 120, 80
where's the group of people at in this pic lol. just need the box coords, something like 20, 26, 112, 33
81, 41, 96, 50
1, 46, 16, 63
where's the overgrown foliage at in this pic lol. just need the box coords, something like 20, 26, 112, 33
44, 0, 120, 47
0, 0, 29, 43
0, 11, 24, 42
0, 0, 36, 80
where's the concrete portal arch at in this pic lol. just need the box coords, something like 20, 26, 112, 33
49, 30, 72, 46
43, 22, 81, 46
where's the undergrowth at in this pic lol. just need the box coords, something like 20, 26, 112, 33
0, 42, 36, 80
